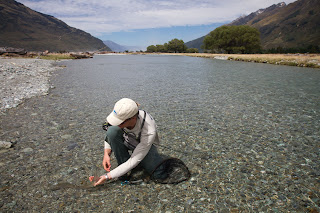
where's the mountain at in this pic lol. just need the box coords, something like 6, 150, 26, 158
103, 40, 127, 52
186, 0, 320, 51
0, 0, 110, 52
229, 0, 320, 50
227, 2, 286, 26
185, 36, 206, 52
103, 40, 146, 52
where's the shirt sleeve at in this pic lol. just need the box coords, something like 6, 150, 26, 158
104, 140, 111, 150
108, 131, 156, 179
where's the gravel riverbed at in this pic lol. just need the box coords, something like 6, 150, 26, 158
0, 58, 64, 111
0, 56, 319, 212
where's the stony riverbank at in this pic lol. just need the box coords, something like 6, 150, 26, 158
0, 58, 64, 111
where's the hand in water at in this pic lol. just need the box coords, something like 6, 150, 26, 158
103, 154, 111, 172
89, 175, 107, 186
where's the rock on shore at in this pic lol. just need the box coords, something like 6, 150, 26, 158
0, 58, 63, 111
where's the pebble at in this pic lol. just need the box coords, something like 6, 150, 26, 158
0, 141, 12, 149
22, 148, 33, 153
61, 135, 72, 139
67, 143, 78, 150
186, 199, 194, 205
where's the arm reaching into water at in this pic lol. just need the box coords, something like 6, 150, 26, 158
88, 148, 113, 187
103, 148, 112, 172
89, 175, 109, 186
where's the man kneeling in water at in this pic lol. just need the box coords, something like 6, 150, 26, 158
90, 98, 167, 186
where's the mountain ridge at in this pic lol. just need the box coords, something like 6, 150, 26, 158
226, 2, 287, 26
186, 0, 320, 52
103, 40, 145, 52
0, 0, 110, 52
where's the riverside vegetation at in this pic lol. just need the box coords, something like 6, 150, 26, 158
158, 53, 320, 68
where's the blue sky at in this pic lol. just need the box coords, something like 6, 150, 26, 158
16, 0, 297, 49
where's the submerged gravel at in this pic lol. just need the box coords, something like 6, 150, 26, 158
0, 55, 319, 212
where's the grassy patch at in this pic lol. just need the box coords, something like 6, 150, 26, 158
38, 54, 76, 60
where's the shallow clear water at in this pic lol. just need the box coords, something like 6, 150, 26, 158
1, 55, 319, 212
56, 54, 320, 121
55, 54, 320, 147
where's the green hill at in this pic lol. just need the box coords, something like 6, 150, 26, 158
0, 0, 110, 52
185, 36, 206, 52
186, 0, 320, 52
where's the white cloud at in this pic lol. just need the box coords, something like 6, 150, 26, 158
17, 0, 297, 35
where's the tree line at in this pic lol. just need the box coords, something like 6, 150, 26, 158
146, 26, 261, 54
146, 25, 318, 54
146, 39, 199, 53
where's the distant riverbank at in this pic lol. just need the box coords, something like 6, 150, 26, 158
3, 52, 320, 69
156, 53, 320, 69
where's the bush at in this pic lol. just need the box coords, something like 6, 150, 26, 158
186, 48, 199, 53
203, 25, 261, 54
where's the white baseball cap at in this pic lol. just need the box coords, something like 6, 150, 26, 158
107, 98, 138, 126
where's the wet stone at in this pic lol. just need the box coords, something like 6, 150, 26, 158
22, 148, 33, 153
67, 143, 78, 151
0, 141, 12, 149
61, 135, 72, 140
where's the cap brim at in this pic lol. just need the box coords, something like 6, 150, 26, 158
107, 111, 124, 126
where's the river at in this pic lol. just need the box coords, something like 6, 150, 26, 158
0, 54, 319, 212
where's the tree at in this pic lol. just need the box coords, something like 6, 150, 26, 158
203, 25, 261, 54
156, 44, 167, 52
167, 38, 187, 53
186, 48, 199, 53
146, 45, 157, 53
163, 43, 168, 52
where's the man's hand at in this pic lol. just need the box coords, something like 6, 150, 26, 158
103, 148, 112, 172
89, 175, 107, 186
